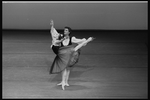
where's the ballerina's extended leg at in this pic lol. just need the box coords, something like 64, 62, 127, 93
74, 37, 94, 51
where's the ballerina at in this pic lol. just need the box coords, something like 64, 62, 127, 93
49, 20, 94, 90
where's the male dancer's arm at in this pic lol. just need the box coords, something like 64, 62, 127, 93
71, 37, 86, 44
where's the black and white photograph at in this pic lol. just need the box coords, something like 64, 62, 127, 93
2, 1, 148, 99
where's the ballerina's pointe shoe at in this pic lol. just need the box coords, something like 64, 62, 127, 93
65, 83, 70, 86
57, 82, 69, 86
57, 82, 63, 86
83, 37, 93, 46
62, 83, 65, 90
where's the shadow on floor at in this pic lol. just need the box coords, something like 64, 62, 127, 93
52, 84, 90, 91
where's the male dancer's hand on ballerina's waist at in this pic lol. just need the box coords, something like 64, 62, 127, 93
60, 36, 67, 41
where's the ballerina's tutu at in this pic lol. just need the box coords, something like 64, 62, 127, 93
50, 44, 80, 74
50, 37, 94, 74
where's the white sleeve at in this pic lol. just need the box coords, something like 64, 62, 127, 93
50, 27, 59, 39
71, 36, 86, 44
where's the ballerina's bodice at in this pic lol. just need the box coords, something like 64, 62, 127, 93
61, 37, 72, 47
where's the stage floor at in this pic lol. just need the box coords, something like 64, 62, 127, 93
2, 30, 148, 98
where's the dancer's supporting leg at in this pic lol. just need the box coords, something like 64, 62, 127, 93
57, 69, 70, 87
57, 70, 63, 86
57, 69, 67, 85
65, 69, 70, 86
61, 69, 67, 90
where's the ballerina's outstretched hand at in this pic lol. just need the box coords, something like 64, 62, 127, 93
50, 19, 54, 26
